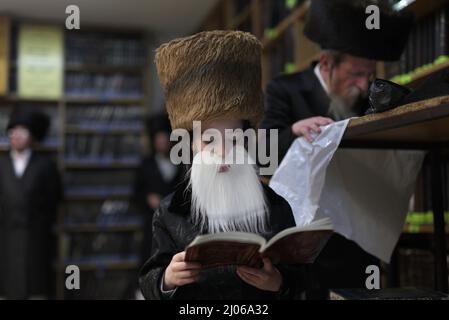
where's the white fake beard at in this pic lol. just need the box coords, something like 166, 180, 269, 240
188, 146, 269, 234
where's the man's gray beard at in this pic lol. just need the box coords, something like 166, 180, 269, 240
328, 86, 367, 121
188, 147, 269, 234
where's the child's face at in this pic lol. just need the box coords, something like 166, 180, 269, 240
192, 118, 243, 173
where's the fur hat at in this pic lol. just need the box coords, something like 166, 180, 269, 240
155, 30, 264, 130
304, 0, 415, 61
7, 109, 50, 142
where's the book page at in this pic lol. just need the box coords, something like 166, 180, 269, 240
262, 230, 333, 265
263, 217, 333, 249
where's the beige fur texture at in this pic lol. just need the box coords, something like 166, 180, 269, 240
155, 30, 264, 130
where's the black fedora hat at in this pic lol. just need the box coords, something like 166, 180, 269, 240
304, 0, 415, 61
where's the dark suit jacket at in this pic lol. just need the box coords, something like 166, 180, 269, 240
261, 63, 331, 161
261, 63, 378, 298
139, 180, 306, 300
0, 152, 62, 298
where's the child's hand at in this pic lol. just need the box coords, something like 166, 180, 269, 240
236, 257, 282, 292
163, 251, 202, 291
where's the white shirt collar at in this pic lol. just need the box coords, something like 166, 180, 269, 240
155, 153, 177, 183
10, 148, 32, 178
314, 63, 330, 95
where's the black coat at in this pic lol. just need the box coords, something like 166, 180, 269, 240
139, 180, 306, 300
261, 63, 370, 160
261, 64, 378, 298
0, 152, 62, 298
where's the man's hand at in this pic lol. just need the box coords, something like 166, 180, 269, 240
163, 251, 202, 291
291, 116, 334, 142
236, 258, 282, 292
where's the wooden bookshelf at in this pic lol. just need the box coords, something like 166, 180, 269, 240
230, 3, 252, 29
261, 2, 309, 50
0, 94, 61, 104
0, 18, 149, 299
60, 223, 142, 233
64, 162, 140, 169
65, 64, 142, 74
64, 194, 132, 201
54, 260, 139, 271
403, 224, 449, 234
65, 127, 143, 134
201, 0, 449, 88
402, 59, 449, 88
0, 144, 59, 152
64, 96, 144, 104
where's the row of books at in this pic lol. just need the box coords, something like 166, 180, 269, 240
64, 170, 135, 190
66, 105, 143, 130
64, 200, 142, 225
267, 25, 296, 77
66, 32, 146, 67
398, 248, 439, 289
232, 0, 304, 33
65, 134, 141, 162
0, 110, 11, 146
65, 73, 142, 98
67, 233, 141, 257
64, 186, 133, 199
385, 6, 449, 80
411, 157, 449, 213
261, 0, 305, 32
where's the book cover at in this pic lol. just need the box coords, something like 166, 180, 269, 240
185, 218, 333, 268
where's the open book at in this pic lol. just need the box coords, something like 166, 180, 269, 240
185, 218, 333, 268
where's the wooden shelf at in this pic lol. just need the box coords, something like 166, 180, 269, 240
403, 224, 449, 234
342, 96, 449, 147
65, 126, 142, 134
65, 64, 143, 73
0, 94, 60, 104
64, 96, 144, 104
0, 144, 59, 152
64, 194, 131, 201
64, 161, 139, 169
407, 0, 449, 20
1, 95, 144, 104
394, 60, 449, 88
54, 259, 139, 271
261, 2, 310, 50
60, 223, 142, 233
230, 4, 252, 29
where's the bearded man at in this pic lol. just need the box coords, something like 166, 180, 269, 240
261, 0, 414, 298
139, 31, 304, 300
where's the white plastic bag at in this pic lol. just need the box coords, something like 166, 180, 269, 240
269, 119, 425, 262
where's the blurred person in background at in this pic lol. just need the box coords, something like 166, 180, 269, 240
0, 109, 62, 299
133, 112, 184, 264
261, 0, 414, 298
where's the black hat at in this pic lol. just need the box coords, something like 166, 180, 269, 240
304, 0, 415, 61
146, 112, 171, 141
366, 70, 449, 115
7, 109, 50, 142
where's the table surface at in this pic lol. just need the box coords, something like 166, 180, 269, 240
342, 95, 449, 148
